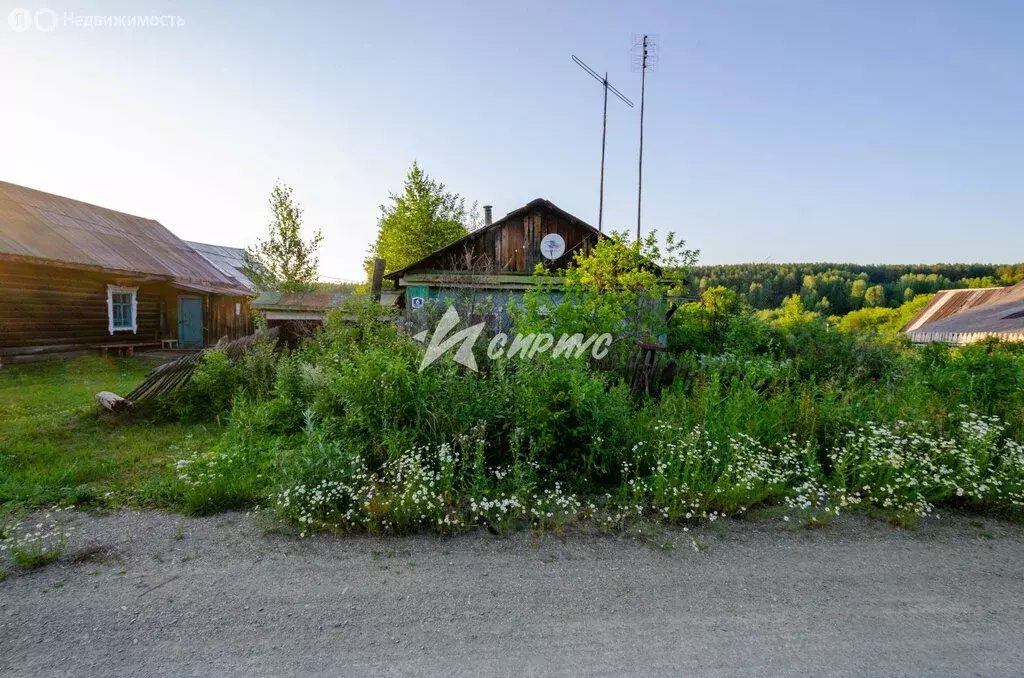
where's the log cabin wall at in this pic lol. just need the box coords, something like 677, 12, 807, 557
0, 260, 253, 361
0, 260, 163, 360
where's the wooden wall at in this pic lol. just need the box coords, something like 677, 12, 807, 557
1, 260, 162, 360
407, 204, 597, 275
0, 259, 252, 361
207, 295, 253, 345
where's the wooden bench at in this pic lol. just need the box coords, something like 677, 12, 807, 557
161, 339, 178, 350
98, 342, 162, 357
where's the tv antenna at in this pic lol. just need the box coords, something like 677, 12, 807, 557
631, 34, 658, 240
572, 54, 634, 234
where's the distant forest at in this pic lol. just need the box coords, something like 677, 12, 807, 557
690, 263, 1024, 316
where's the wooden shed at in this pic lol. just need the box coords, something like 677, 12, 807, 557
386, 198, 599, 281
0, 181, 253, 363
384, 199, 601, 333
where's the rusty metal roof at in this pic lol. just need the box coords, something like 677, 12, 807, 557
904, 282, 1024, 339
0, 181, 249, 295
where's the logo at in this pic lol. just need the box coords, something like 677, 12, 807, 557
413, 306, 485, 372
34, 8, 57, 32
412, 305, 613, 372
8, 8, 32, 32
6, 9, 185, 31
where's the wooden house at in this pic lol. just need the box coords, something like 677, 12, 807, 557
0, 181, 253, 363
384, 199, 601, 331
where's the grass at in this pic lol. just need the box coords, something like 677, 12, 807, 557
0, 356, 220, 511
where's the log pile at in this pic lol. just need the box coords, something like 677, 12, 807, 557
96, 327, 280, 411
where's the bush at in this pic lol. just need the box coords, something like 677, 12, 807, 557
168, 350, 240, 421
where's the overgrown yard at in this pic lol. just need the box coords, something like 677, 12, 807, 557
0, 357, 219, 511
2, 237, 1024, 565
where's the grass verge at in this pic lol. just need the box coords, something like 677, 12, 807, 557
0, 356, 220, 511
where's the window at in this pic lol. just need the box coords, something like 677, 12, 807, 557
107, 285, 138, 334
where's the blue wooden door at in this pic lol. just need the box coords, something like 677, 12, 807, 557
177, 296, 204, 348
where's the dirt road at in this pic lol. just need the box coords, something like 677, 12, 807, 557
2, 510, 1022, 676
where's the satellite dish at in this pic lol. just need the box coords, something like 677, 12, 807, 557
540, 233, 566, 261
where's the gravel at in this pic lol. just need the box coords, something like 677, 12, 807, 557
1, 509, 1023, 677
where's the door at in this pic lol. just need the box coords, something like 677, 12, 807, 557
177, 296, 204, 348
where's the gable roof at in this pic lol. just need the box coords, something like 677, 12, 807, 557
186, 241, 255, 292
903, 281, 1024, 339
0, 181, 248, 295
384, 198, 600, 281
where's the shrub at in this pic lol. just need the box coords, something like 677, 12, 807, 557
169, 350, 239, 421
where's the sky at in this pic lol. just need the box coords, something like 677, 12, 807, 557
1, 0, 1022, 281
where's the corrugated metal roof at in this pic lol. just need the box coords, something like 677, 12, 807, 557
252, 291, 402, 312
186, 241, 255, 291
252, 291, 351, 311
0, 181, 249, 295
904, 282, 1024, 340
901, 287, 1010, 333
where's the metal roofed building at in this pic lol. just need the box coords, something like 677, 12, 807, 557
0, 181, 252, 361
185, 241, 255, 293
902, 282, 1024, 345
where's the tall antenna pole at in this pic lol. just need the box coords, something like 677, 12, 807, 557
637, 37, 646, 240
632, 34, 657, 241
599, 72, 608, 234
572, 55, 634, 234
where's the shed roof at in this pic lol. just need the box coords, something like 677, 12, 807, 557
384, 198, 600, 281
903, 282, 1024, 339
185, 241, 255, 292
0, 181, 249, 295
251, 291, 351, 312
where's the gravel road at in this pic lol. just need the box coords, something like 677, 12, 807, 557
1, 510, 1022, 677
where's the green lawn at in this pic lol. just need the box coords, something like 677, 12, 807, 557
0, 356, 219, 510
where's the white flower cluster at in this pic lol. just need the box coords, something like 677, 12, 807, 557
622, 423, 819, 523
1, 507, 72, 567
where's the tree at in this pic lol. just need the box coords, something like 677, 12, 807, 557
366, 162, 468, 279
850, 278, 868, 308
702, 286, 737, 339
769, 294, 820, 331
243, 182, 323, 293
864, 284, 886, 308
514, 230, 699, 364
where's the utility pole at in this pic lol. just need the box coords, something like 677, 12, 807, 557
572, 55, 634, 234
632, 34, 657, 241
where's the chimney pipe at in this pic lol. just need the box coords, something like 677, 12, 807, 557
483, 205, 493, 227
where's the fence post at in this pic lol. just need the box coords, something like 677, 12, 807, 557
370, 258, 385, 303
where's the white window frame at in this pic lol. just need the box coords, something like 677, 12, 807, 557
107, 285, 138, 334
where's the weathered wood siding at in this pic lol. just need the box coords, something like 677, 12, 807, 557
0, 260, 162, 359
208, 295, 252, 344
410, 203, 596, 274
0, 260, 251, 361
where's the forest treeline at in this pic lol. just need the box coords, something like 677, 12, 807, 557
690, 263, 1024, 316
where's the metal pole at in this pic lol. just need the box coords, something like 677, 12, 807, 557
599, 73, 608, 234
637, 35, 647, 241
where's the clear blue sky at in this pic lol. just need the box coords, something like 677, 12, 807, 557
2, 0, 1022, 280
